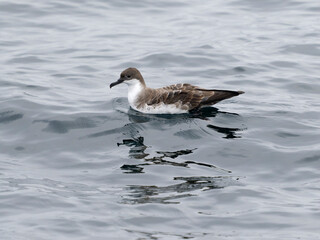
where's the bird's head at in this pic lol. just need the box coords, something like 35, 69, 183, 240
110, 68, 145, 88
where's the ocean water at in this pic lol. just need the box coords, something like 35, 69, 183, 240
1, 0, 320, 239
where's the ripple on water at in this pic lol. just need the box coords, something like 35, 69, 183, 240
0, 111, 23, 124
282, 44, 320, 56
1, 0, 320, 239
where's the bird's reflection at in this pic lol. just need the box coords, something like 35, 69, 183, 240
122, 176, 240, 204
117, 136, 240, 204
117, 137, 230, 174
110, 98, 244, 204
117, 136, 148, 160
207, 124, 242, 139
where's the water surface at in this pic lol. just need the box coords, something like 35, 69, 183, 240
1, 0, 320, 239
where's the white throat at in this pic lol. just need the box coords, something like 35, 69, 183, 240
126, 79, 144, 110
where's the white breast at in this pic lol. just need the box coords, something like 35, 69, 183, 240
126, 79, 144, 111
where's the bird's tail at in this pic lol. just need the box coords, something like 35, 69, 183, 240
200, 89, 244, 105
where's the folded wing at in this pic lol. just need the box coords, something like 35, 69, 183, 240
143, 84, 244, 111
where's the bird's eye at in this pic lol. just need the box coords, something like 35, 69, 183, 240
126, 75, 131, 78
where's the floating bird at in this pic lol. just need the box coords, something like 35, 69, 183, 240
110, 68, 244, 114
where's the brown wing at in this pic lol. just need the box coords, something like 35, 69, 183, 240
162, 83, 198, 91
162, 84, 244, 106
138, 84, 244, 111
146, 89, 204, 110
199, 89, 244, 106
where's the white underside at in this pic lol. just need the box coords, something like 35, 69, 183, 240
135, 103, 188, 114
126, 79, 188, 114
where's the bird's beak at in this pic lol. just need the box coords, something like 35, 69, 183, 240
110, 78, 124, 88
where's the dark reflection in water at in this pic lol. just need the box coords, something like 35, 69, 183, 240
105, 101, 245, 203
190, 106, 220, 119
207, 124, 242, 139
92, 98, 245, 203
125, 229, 206, 239
0, 111, 23, 124
118, 137, 230, 174
122, 176, 240, 204
117, 136, 149, 161
118, 136, 239, 204
156, 149, 193, 159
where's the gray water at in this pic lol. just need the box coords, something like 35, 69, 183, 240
1, 0, 320, 239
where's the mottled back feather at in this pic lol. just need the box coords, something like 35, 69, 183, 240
136, 83, 244, 111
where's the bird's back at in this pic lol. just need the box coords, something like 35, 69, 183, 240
136, 83, 244, 112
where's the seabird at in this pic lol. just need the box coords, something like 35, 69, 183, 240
110, 68, 244, 114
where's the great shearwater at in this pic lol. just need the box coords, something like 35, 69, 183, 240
110, 68, 244, 114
